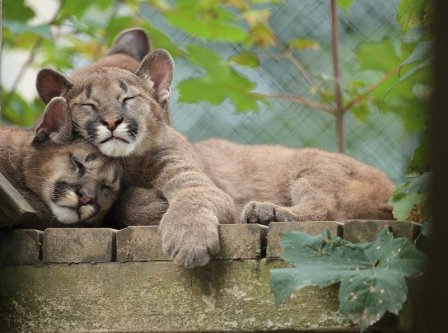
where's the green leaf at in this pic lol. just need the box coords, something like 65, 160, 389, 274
3, 0, 35, 21
1, 92, 44, 127
397, 0, 431, 33
401, 41, 432, 66
390, 172, 431, 221
178, 45, 261, 112
337, 0, 354, 12
165, 0, 247, 42
351, 103, 370, 123
356, 40, 401, 72
288, 38, 319, 51
229, 51, 260, 68
271, 229, 427, 331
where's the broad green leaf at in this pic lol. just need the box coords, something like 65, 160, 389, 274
229, 51, 260, 68
59, 0, 112, 20
271, 229, 427, 331
166, 0, 247, 42
178, 45, 260, 112
337, 0, 354, 12
288, 38, 319, 51
143, 23, 184, 58
356, 40, 401, 72
401, 41, 432, 66
390, 172, 431, 221
397, 0, 431, 33
3, 0, 35, 21
351, 103, 370, 123
408, 132, 429, 174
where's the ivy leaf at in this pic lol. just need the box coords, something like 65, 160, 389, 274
178, 45, 261, 112
351, 103, 370, 123
271, 229, 427, 331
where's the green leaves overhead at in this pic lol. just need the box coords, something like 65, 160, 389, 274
3, 0, 35, 21
178, 45, 262, 112
271, 229, 427, 332
165, 0, 247, 42
397, 0, 432, 33
228, 51, 260, 68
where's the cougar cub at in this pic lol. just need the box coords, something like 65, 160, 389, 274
0, 97, 122, 229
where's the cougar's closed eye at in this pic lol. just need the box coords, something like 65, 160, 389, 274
71, 155, 85, 175
80, 103, 96, 110
122, 95, 137, 103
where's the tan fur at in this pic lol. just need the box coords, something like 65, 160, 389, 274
36, 49, 394, 268
0, 98, 122, 229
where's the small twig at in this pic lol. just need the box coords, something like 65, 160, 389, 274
260, 93, 336, 113
330, 0, 345, 153
276, 40, 316, 86
343, 66, 401, 112
3, 1, 63, 106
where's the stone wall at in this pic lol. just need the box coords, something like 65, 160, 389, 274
0, 220, 419, 332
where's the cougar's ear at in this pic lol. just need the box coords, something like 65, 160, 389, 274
36, 69, 73, 104
33, 97, 73, 144
108, 28, 151, 62
136, 49, 174, 104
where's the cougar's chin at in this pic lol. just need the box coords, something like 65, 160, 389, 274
99, 139, 137, 157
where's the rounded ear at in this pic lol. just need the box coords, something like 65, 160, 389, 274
33, 97, 73, 144
36, 69, 73, 104
108, 28, 151, 62
135, 49, 174, 104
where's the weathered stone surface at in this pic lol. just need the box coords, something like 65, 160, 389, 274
266, 221, 340, 258
117, 224, 267, 262
42, 228, 116, 263
343, 220, 420, 243
0, 260, 356, 332
218, 224, 267, 259
116, 226, 168, 262
0, 229, 42, 265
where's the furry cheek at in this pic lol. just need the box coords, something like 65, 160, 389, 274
48, 202, 79, 224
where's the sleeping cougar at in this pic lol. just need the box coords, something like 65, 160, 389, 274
0, 97, 122, 229
36, 48, 394, 268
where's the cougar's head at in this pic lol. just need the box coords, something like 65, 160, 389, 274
26, 97, 122, 225
36, 49, 174, 158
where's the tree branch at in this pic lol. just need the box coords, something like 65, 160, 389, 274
330, 0, 345, 153
260, 93, 336, 113
343, 66, 400, 112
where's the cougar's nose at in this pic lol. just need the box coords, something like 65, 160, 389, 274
102, 116, 123, 131
77, 190, 93, 206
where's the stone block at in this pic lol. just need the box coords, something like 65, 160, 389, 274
42, 228, 115, 263
117, 224, 267, 262
218, 224, 267, 260
116, 226, 168, 262
0, 229, 42, 265
266, 221, 340, 258
343, 220, 420, 243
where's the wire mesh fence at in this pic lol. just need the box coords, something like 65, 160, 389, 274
140, 0, 418, 184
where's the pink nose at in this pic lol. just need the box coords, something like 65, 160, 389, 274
78, 191, 93, 206
104, 117, 123, 131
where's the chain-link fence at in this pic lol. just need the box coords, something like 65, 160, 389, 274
140, 0, 419, 184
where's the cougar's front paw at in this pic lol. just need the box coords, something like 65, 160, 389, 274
241, 201, 298, 225
160, 208, 220, 269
